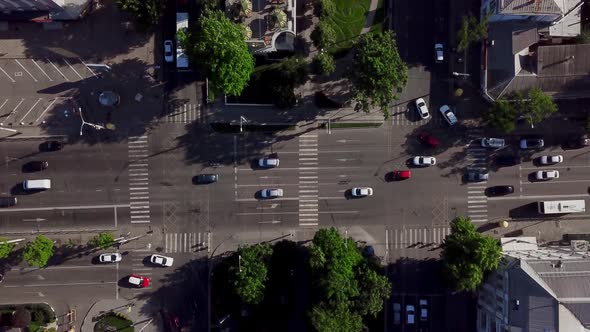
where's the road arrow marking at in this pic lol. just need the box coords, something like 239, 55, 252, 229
258, 220, 282, 224
22, 218, 46, 222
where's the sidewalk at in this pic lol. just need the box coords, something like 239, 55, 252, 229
80, 299, 159, 332
480, 217, 590, 246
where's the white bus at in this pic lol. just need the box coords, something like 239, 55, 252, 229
538, 200, 586, 214
176, 12, 189, 69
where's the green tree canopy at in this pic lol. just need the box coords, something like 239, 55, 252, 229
0, 237, 15, 259
349, 31, 408, 119
525, 88, 558, 125
456, 13, 489, 52
441, 217, 502, 292
486, 98, 517, 133
229, 243, 273, 305
354, 262, 392, 317
87, 232, 115, 249
187, 10, 255, 96
117, 0, 165, 27
311, 20, 337, 49
23, 235, 54, 268
309, 302, 363, 332
313, 52, 336, 75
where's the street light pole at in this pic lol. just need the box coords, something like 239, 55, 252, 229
452, 71, 470, 77
77, 107, 105, 136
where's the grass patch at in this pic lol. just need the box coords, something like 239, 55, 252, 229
94, 314, 133, 332
28, 321, 41, 332
325, 122, 383, 129
327, 0, 371, 51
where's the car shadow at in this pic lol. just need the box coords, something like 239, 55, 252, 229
384, 172, 395, 182
509, 202, 541, 219
10, 184, 42, 196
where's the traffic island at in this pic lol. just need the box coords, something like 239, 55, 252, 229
0, 303, 57, 332
93, 312, 133, 332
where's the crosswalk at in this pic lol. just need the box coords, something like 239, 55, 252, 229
164, 232, 208, 253
466, 130, 488, 223
128, 135, 150, 224
298, 133, 319, 226
166, 103, 201, 123
388, 226, 451, 249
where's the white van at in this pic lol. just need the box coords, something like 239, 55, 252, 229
23, 179, 51, 190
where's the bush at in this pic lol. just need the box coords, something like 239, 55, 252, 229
311, 20, 336, 49
317, 0, 336, 17
11, 306, 31, 328
87, 232, 114, 249
313, 52, 335, 75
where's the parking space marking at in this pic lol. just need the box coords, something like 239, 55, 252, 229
0, 99, 8, 112
0, 65, 15, 82
46, 58, 70, 81
63, 58, 84, 80
14, 59, 38, 82
79, 58, 97, 78
19, 97, 42, 123
35, 98, 59, 123
9, 98, 25, 117
32, 60, 53, 81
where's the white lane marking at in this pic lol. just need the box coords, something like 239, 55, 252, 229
468, 210, 488, 213
19, 97, 42, 123
130, 187, 149, 190
34, 97, 58, 123
237, 197, 344, 202
10, 98, 25, 116
63, 58, 84, 80
521, 165, 590, 170
522, 179, 590, 184
80, 58, 97, 77
467, 200, 487, 204
299, 223, 319, 226
0, 99, 8, 111
129, 164, 149, 167
489, 193, 589, 200
238, 166, 361, 171
468, 195, 487, 199
32, 60, 53, 81
0, 65, 15, 82
4, 281, 118, 288
14, 59, 38, 82
468, 205, 487, 208
46, 58, 69, 81
467, 185, 487, 189
0, 204, 129, 212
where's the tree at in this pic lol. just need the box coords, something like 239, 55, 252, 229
23, 235, 54, 268
309, 302, 363, 332
354, 262, 392, 317
487, 98, 517, 133
186, 10, 254, 96
349, 31, 408, 119
266, 57, 309, 108
229, 243, 272, 305
87, 232, 114, 249
313, 52, 336, 75
316, 0, 336, 17
525, 88, 558, 125
440, 217, 502, 292
456, 13, 490, 52
11, 306, 31, 328
0, 237, 15, 259
311, 20, 337, 49
117, 0, 165, 27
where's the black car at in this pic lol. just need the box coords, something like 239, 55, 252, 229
566, 136, 590, 149
495, 155, 520, 167
23, 161, 48, 172
0, 196, 17, 207
39, 141, 63, 152
486, 185, 514, 196
194, 174, 219, 184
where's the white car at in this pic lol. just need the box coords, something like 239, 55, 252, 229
481, 138, 505, 148
535, 170, 559, 180
413, 156, 436, 166
164, 40, 174, 63
419, 299, 428, 321
406, 305, 415, 324
150, 254, 174, 267
393, 303, 401, 325
258, 158, 279, 168
434, 43, 444, 63
261, 188, 283, 198
351, 187, 373, 197
539, 155, 563, 165
439, 105, 458, 126
99, 253, 122, 263
415, 98, 430, 119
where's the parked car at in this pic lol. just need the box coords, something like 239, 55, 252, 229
412, 156, 436, 166
164, 40, 174, 63
434, 43, 444, 63
439, 105, 458, 125
351, 187, 374, 197
535, 170, 559, 180
487, 185, 514, 196
39, 140, 63, 152
419, 299, 428, 321
466, 169, 489, 182
392, 170, 411, 180
539, 155, 563, 165
128, 274, 150, 288
261, 188, 283, 198
393, 303, 401, 325
406, 305, 415, 324
495, 155, 520, 167
415, 98, 430, 119
566, 136, 590, 149
419, 132, 440, 148
194, 174, 218, 184
258, 157, 280, 168
0, 197, 17, 207
150, 254, 174, 267
99, 253, 122, 263
519, 138, 544, 150
23, 161, 48, 172
481, 138, 505, 149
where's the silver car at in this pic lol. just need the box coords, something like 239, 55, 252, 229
439, 105, 458, 126
481, 138, 505, 148
258, 158, 280, 168
539, 155, 563, 165
466, 169, 489, 182
351, 187, 373, 197
261, 188, 283, 198
150, 254, 174, 267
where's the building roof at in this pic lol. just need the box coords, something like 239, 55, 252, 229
501, 0, 562, 15
0, 0, 91, 21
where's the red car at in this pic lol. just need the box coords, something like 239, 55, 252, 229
419, 132, 440, 148
128, 274, 150, 288
392, 170, 411, 180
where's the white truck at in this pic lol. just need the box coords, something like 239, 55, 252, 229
176, 12, 189, 69
538, 200, 586, 214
